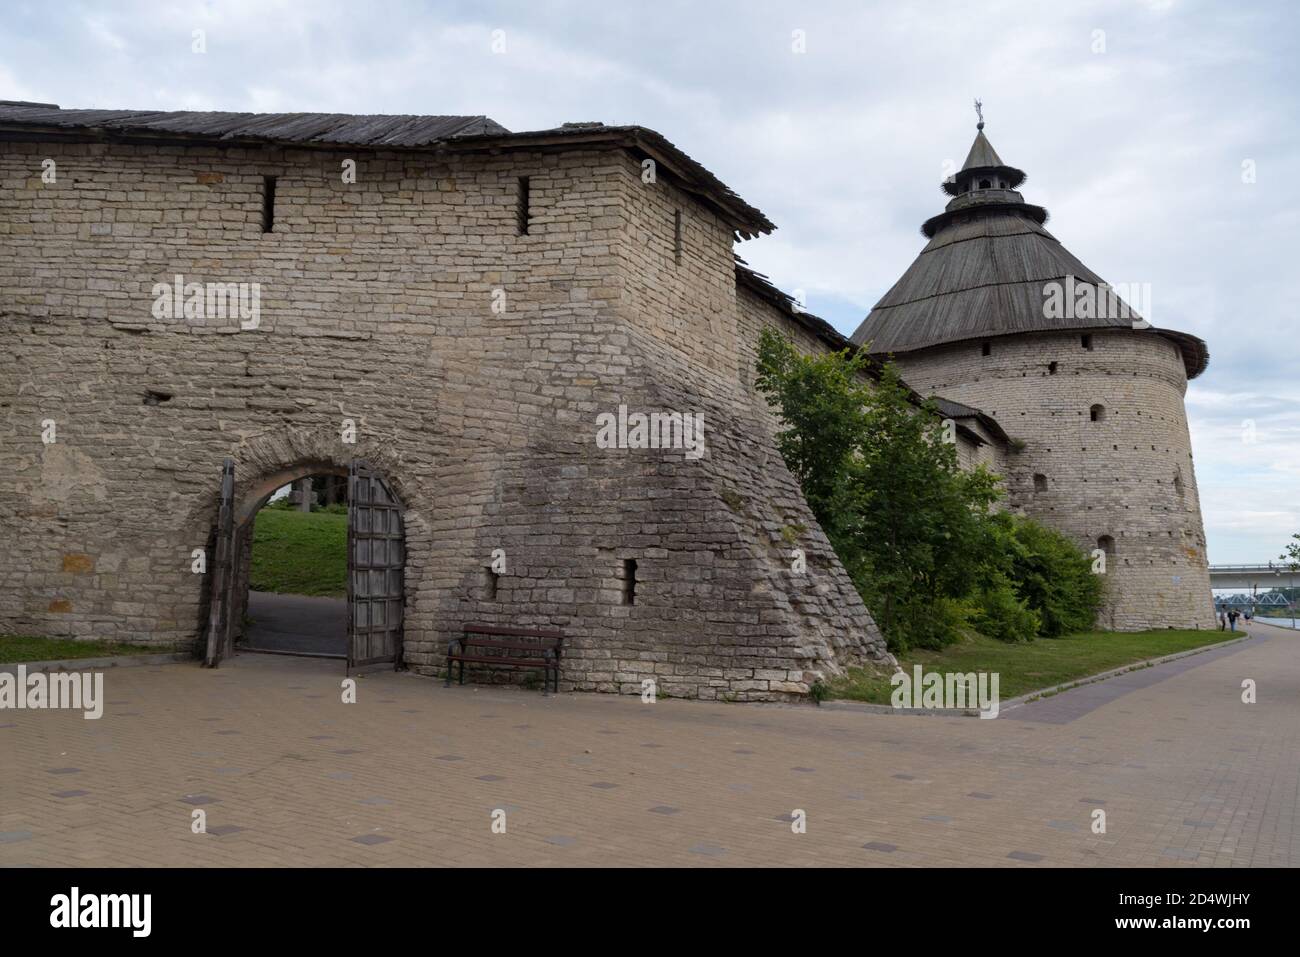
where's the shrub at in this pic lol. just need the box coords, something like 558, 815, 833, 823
972, 578, 1040, 643
755, 329, 1100, 651
995, 514, 1102, 637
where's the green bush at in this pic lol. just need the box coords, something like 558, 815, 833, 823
755, 329, 1099, 652
993, 514, 1103, 637
972, 578, 1040, 643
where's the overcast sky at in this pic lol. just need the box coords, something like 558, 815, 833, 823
4, 0, 1297, 565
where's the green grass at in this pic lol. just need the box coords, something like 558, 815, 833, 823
832, 628, 1243, 704
250, 507, 348, 597
0, 635, 160, 663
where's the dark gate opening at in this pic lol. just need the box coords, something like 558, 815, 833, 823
243, 472, 349, 659
203, 459, 405, 671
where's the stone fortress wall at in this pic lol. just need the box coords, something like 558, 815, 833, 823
0, 136, 893, 700
887, 329, 1216, 630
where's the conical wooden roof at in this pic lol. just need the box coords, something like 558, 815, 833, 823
851, 127, 1208, 379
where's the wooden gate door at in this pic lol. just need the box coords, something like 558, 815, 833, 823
347, 460, 405, 670
203, 458, 236, 667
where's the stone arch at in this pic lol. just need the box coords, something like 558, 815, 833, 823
188, 427, 419, 666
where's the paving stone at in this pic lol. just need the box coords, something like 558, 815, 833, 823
1008, 851, 1045, 862
350, 834, 392, 845
1, 634, 1293, 868
689, 843, 725, 857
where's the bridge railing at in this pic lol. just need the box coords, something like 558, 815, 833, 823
1208, 563, 1294, 573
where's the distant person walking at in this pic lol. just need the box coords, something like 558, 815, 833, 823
1228, 609, 1239, 631
1218, 609, 1227, 630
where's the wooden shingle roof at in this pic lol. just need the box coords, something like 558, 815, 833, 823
0, 102, 507, 146
0, 102, 773, 238
851, 127, 1209, 379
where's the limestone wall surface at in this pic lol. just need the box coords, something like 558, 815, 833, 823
888, 330, 1215, 630
0, 138, 890, 700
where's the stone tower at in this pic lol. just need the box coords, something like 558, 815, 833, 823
851, 120, 1215, 631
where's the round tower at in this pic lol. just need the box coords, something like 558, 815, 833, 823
851, 119, 1215, 631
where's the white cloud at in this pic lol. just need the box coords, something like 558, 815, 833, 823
3, 0, 1297, 561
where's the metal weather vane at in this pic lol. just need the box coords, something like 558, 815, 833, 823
974, 98, 984, 130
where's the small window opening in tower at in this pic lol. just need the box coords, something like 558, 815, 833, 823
673, 210, 683, 264
516, 176, 531, 235
978, 178, 991, 189
622, 559, 637, 606
1090, 404, 1106, 422
261, 175, 277, 233
1097, 535, 1115, 556
483, 566, 499, 600
1173, 473, 1185, 498
1033, 473, 1047, 492
981, 341, 991, 357
1081, 333, 1093, 350
1048, 361, 1058, 375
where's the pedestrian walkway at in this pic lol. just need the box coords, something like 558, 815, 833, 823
3, 622, 1294, 866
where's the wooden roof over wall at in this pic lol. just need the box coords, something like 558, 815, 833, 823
0, 103, 773, 238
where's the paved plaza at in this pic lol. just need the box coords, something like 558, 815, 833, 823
2, 622, 1296, 867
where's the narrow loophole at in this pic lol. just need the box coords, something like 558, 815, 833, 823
622, 559, 637, 606
517, 176, 531, 235
261, 175, 277, 233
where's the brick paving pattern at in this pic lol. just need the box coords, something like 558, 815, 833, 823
2, 623, 1295, 867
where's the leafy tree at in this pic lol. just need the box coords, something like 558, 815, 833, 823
757, 330, 996, 650
755, 328, 1100, 651
1280, 533, 1300, 572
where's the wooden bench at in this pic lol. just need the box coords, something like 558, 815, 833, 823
445, 624, 565, 694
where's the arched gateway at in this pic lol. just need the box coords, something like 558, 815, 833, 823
203, 459, 405, 671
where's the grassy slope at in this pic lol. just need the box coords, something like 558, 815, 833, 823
249, 508, 348, 598
832, 628, 1248, 703
0, 636, 160, 663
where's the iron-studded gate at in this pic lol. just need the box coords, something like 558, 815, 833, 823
347, 460, 405, 670
203, 458, 236, 667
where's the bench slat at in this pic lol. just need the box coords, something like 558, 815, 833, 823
463, 623, 566, 640
451, 655, 555, 667
459, 640, 559, 652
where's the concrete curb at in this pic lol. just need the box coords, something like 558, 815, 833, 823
823, 632, 1257, 719
0, 652, 193, 675
820, 699, 981, 718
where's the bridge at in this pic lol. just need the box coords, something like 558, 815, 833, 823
1208, 562, 1298, 591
